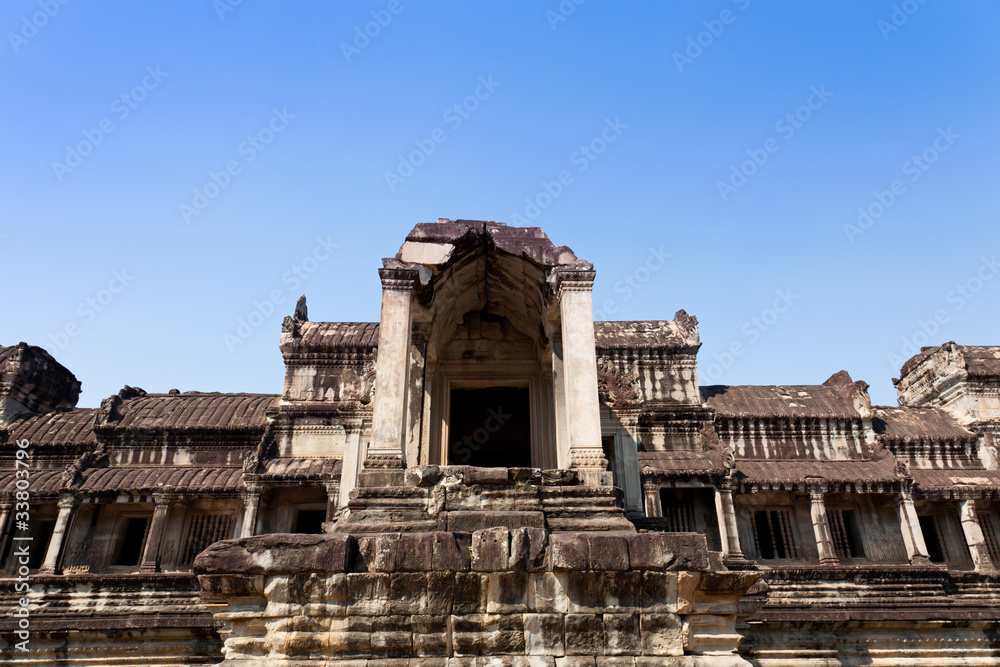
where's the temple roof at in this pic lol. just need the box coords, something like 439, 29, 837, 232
4, 408, 98, 447
899, 343, 1000, 379
701, 384, 860, 418
103, 392, 278, 430
872, 406, 977, 444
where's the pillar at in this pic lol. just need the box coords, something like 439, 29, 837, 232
716, 483, 746, 562
808, 486, 839, 566
0, 502, 12, 550
895, 489, 931, 565
642, 480, 660, 518
240, 488, 261, 539
553, 266, 608, 485
39, 494, 78, 574
958, 499, 997, 573
325, 482, 339, 523
139, 494, 171, 573
363, 267, 418, 484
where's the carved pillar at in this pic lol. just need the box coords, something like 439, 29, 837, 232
958, 500, 997, 573
550, 334, 570, 467
39, 494, 78, 574
139, 494, 171, 573
642, 480, 660, 518
240, 488, 261, 539
808, 485, 838, 566
325, 482, 339, 523
895, 489, 931, 565
716, 482, 746, 561
0, 502, 12, 550
553, 266, 608, 485
363, 267, 418, 484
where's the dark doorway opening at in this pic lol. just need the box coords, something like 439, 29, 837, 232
295, 509, 327, 534
448, 386, 531, 467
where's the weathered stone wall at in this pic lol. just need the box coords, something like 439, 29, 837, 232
195, 530, 760, 665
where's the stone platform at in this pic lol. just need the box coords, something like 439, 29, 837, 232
195, 529, 761, 665
338, 466, 638, 534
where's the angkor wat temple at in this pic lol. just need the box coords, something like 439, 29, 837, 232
2, 220, 999, 666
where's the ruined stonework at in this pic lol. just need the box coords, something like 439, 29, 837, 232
2, 220, 1000, 665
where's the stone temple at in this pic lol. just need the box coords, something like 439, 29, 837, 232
2, 219, 999, 666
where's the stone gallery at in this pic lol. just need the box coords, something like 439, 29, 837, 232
2, 219, 999, 665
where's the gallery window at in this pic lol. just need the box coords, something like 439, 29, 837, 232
979, 511, 1000, 563
113, 516, 150, 567
828, 508, 866, 559
181, 513, 236, 565
918, 514, 949, 563
752, 509, 798, 560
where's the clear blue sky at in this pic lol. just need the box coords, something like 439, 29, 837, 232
2, 1, 997, 408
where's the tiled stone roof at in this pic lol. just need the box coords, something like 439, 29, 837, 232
5, 409, 98, 446
873, 406, 977, 444
78, 465, 244, 493
702, 384, 859, 418
108, 393, 278, 430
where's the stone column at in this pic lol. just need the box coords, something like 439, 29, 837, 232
808, 486, 839, 566
716, 483, 746, 561
553, 266, 609, 485
139, 494, 172, 573
240, 488, 261, 539
642, 480, 660, 518
39, 494, 78, 574
363, 267, 418, 485
895, 489, 931, 565
550, 334, 570, 467
325, 482, 339, 523
0, 502, 12, 549
958, 500, 997, 573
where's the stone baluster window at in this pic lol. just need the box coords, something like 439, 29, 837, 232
180, 514, 236, 565
828, 508, 865, 559
979, 510, 1000, 563
752, 509, 798, 560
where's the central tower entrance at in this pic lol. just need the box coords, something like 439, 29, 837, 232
447, 386, 531, 467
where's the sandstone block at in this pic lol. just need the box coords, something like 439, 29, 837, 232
472, 527, 510, 571
524, 613, 566, 656
511, 527, 547, 571
603, 612, 641, 655
587, 534, 630, 571
564, 614, 604, 655
550, 534, 588, 571
639, 613, 683, 656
